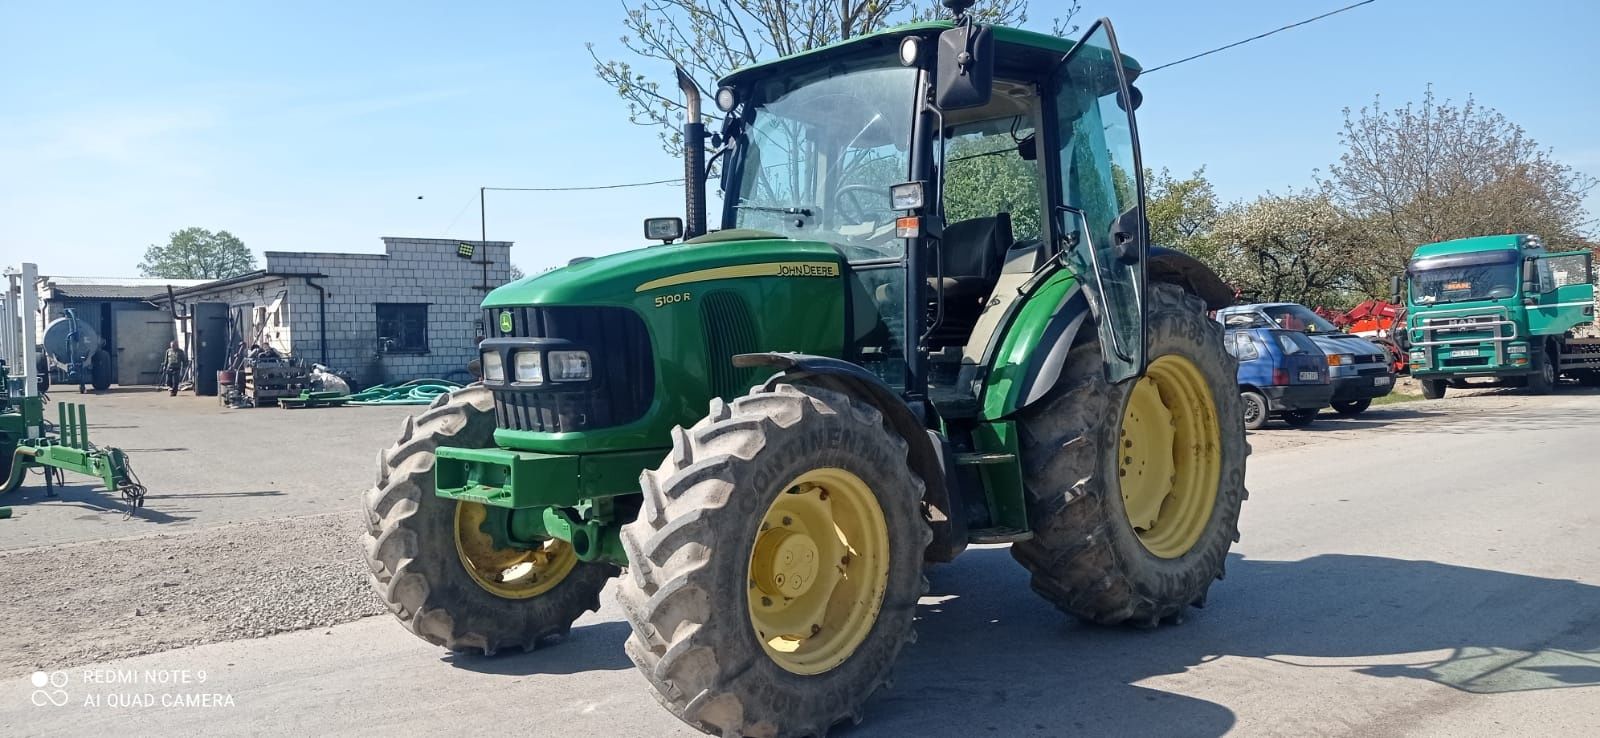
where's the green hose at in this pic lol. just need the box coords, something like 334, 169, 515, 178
345, 380, 462, 406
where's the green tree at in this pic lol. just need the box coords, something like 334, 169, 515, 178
1323, 86, 1597, 278
138, 228, 257, 280
1211, 191, 1371, 306
590, 0, 1079, 156
943, 131, 1042, 239
1145, 166, 1220, 264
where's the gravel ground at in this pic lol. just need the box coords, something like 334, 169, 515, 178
0, 511, 381, 678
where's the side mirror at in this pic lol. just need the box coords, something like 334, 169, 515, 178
935, 23, 993, 110
644, 217, 684, 244
1521, 257, 1539, 294
1117, 85, 1143, 112
1389, 274, 1402, 303
1110, 208, 1144, 265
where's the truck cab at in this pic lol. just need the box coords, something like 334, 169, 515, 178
1218, 302, 1395, 416
1399, 234, 1598, 398
1222, 326, 1332, 430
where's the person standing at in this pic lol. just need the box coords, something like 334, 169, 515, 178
162, 340, 187, 396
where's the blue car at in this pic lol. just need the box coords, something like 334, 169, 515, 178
1223, 326, 1334, 430
1218, 302, 1396, 416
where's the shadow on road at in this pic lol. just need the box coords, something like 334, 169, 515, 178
5, 482, 195, 524
444, 620, 634, 675
858, 548, 1600, 737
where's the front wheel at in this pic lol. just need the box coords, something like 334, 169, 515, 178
1330, 398, 1371, 416
1011, 283, 1248, 626
363, 386, 615, 654
1527, 350, 1557, 394
90, 349, 113, 391
1421, 379, 1447, 400
616, 384, 930, 738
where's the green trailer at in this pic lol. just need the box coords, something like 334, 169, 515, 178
364, 9, 1247, 736
2, 263, 145, 512
1398, 234, 1599, 397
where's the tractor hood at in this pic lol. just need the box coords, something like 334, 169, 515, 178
484, 235, 844, 309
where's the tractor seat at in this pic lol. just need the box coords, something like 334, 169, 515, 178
932, 214, 1013, 299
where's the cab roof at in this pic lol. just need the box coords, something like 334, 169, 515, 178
720, 20, 1141, 87
1410, 234, 1532, 260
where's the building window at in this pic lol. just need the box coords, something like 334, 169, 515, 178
376, 303, 429, 354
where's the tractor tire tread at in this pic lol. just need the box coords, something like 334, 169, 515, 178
362, 384, 615, 655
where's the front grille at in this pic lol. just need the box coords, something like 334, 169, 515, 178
699, 291, 762, 399
1358, 366, 1388, 376
484, 306, 653, 432
1356, 353, 1384, 365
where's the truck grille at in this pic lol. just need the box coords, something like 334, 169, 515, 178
484, 306, 654, 432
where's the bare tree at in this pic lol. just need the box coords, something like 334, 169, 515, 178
589, 0, 1080, 155
1323, 86, 1597, 276
1212, 191, 1372, 306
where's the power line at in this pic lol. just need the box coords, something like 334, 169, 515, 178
482, 178, 681, 193
1141, 0, 1379, 74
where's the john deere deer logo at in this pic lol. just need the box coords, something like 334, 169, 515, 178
499, 311, 513, 334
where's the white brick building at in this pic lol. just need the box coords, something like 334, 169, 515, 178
168, 237, 511, 389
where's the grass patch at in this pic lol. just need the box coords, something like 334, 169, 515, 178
1371, 392, 1423, 405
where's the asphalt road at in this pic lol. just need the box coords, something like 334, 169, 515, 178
5, 388, 1599, 737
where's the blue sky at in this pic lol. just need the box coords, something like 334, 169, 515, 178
2, 0, 1596, 277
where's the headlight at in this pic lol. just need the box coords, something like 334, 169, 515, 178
1508, 343, 1528, 355
481, 351, 505, 382
547, 350, 592, 382
512, 350, 543, 383
1409, 351, 1425, 362
1327, 353, 1354, 366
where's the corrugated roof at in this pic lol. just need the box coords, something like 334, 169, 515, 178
41, 276, 211, 301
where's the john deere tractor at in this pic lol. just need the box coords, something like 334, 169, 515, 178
365, 11, 1245, 736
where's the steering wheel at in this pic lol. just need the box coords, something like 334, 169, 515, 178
833, 183, 890, 224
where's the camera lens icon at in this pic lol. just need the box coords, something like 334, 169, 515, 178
30, 671, 69, 706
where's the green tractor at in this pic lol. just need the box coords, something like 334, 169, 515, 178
364, 12, 1245, 736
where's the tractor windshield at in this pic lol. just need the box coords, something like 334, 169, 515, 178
729, 61, 916, 260
1408, 250, 1520, 305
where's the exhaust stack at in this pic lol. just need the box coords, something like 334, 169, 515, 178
676, 66, 707, 240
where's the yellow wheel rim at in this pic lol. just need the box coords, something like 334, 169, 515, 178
746, 468, 890, 675
1118, 354, 1223, 559
453, 501, 577, 599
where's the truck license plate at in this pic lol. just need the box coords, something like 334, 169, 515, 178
1298, 371, 1319, 381
1450, 348, 1478, 358
1374, 376, 1391, 386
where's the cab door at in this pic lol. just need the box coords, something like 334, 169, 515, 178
1046, 19, 1149, 381
1529, 251, 1595, 335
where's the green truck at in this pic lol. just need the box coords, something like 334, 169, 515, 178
364, 11, 1248, 736
1399, 234, 1599, 398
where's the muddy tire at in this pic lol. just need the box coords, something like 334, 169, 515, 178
363, 385, 615, 654
1421, 379, 1447, 399
616, 384, 930, 738
1011, 283, 1248, 626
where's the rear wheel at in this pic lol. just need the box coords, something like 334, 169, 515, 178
616, 384, 929, 738
363, 386, 615, 654
1282, 408, 1318, 427
1421, 379, 1447, 400
1330, 398, 1370, 416
1240, 390, 1269, 431
1011, 283, 1247, 626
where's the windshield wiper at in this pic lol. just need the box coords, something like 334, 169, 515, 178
734, 203, 815, 217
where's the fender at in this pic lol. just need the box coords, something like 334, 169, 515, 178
1149, 245, 1235, 310
980, 270, 1091, 420
733, 352, 965, 562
